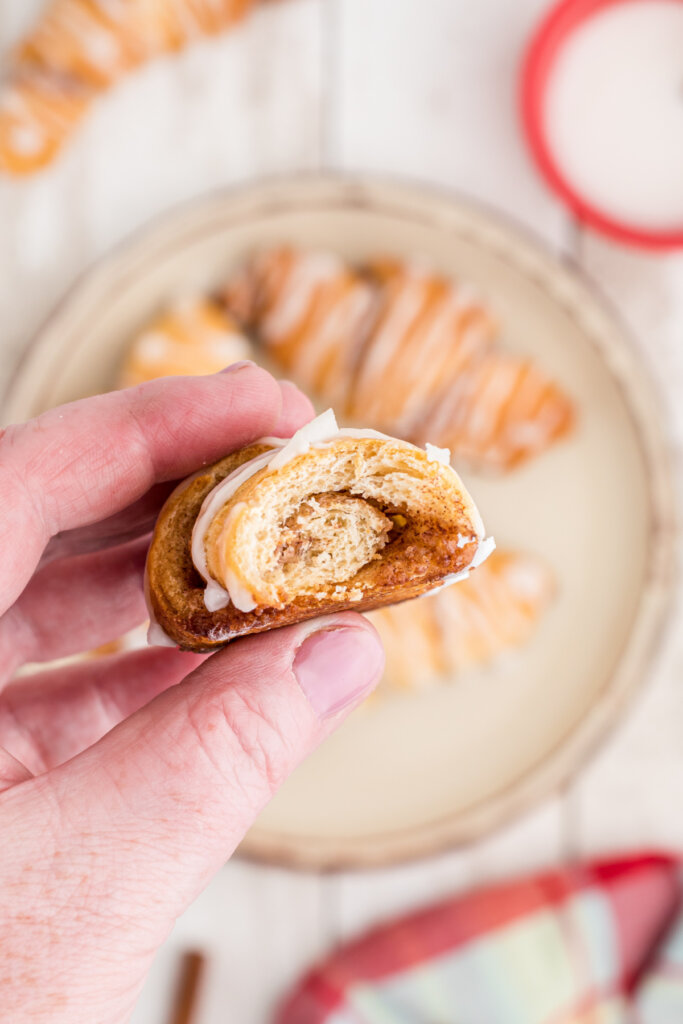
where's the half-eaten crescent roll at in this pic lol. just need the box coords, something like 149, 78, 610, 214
145, 410, 494, 651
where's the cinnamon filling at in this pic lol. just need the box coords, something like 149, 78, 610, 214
271, 491, 393, 589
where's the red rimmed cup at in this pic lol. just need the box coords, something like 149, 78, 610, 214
521, 0, 683, 250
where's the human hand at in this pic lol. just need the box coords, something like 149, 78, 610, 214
0, 364, 384, 1024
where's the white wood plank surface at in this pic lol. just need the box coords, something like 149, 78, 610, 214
566, 231, 683, 857
0, 0, 323, 387
132, 862, 330, 1024
329, 0, 565, 245
1, 2, 681, 1022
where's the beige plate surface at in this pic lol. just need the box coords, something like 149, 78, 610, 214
3, 176, 676, 870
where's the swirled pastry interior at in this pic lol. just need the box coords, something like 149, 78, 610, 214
145, 410, 493, 651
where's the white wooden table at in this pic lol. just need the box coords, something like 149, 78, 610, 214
1, 3, 682, 1021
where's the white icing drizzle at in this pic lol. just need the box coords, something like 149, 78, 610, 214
357, 277, 427, 399
116, 622, 149, 652
41, 4, 122, 74
137, 331, 169, 362
81, 27, 120, 69
262, 252, 343, 343
326, 425, 399, 444
147, 618, 176, 648
470, 535, 497, 568
190, 410, 492, 614
295, 284, 375, 390
1, 89, 30, 119
267, 407, 340, 470
392, 290, 463, 427
192, 449, 277, 611
425, 442, 451, 465
208, 333, 251, 365
464, 358, 520, 444
501, 560, 548, 602
394, 288, 491, 431
144, 565, 177, 647
222, 560, 258, 613
10, 124, 44, 156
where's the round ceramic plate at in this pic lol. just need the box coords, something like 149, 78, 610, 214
3, 176, 676, 869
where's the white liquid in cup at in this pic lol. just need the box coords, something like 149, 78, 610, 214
544, 0, 683, 230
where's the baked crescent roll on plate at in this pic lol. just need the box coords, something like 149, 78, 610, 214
145, 409, 494, 651
369, 549, 554, 691
118, 297, 251, 387
221, 246, 575, 472
0, 0, 257, 175
220, 246, 376, 409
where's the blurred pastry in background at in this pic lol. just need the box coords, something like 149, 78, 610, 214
0, 71, 90, 174
368, 549, 554, 690
91, 621, 149, 658
0, 0, 257, 174
221, 246, 377, 409
413, 350, 575, 472
222, 247, 575, 471
347, 256, 498, 434
89, 549, 552, 697
118, 297, 252, 387
88, 552, 553, 701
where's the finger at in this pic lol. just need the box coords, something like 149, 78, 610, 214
0, 647, 205, 774
277, 379, 315, 432
0, 538, 151, 682
47, 615, 383, 912
40, 481, 175, 565
0, 364, 282, 614
38, 380, 314, 566
0, 747, 32, 792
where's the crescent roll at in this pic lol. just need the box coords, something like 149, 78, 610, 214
118, 297, 252, 387
222, 247, 575, 471
221, 247, 376, 409
0, 0, 256, 175
347, 257, 498, 433
368, 549, 554, 691
145, 409, 494, 651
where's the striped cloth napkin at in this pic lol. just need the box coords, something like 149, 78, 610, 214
275, 854, 683, 1023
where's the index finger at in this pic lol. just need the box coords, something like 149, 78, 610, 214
0, 365, 298, 614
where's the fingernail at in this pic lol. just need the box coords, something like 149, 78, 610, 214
294, 627, 384, 719
220, 360, 256, 374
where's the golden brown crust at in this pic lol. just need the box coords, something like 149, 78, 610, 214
146, 439, 482, 652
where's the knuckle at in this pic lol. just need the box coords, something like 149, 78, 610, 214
186, 689, 291, 798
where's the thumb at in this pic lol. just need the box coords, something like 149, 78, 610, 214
51, 613, 383, 909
